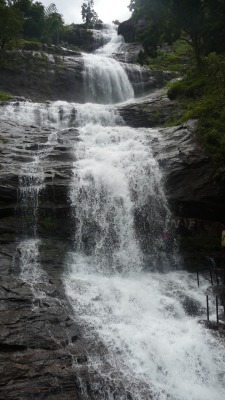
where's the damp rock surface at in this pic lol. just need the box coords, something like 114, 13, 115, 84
0, 245, 137, 400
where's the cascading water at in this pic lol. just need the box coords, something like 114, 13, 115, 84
3, 24, 225, 400
15, 130, 58, 288
83, 24, 134, 104
96, 24, 125, 56
64, 27, 225, 400
83, 54, 134, 104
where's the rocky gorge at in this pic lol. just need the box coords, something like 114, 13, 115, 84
1, 25, 225, 400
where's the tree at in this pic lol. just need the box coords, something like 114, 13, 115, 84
81, 0, 98, 26
43, 3, 64, 44
0, 3, 23, 49
12, 0, 46, 39
112, 20, 120, 25
129, 0, 225, 69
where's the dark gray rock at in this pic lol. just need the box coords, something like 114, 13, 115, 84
118, 88, 182, 127
114, 42, 143, 63
0, 50, 85, 103
156, 121, 225, 224
118, 19, 136, 43
0, 245, 137, 400
118, 91, 225, 225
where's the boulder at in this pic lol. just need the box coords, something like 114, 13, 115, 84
118, 19, 136, 43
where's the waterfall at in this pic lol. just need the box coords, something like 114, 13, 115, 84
63, 26, 225, 400
83, 24, 134, 104
83, 54, 134, 104
3, 24, 225, 400
95, 24, 125, 56
15, 129, 58, 288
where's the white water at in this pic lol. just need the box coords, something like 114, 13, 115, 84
3, 24, 225, 399
16, 129, 58, 285
65, 269, 225, 400
83, 24, 134, 104
64, 26, 225, 400
63, 100, 225, 399
83, 54, 134, 104
96, 24, 125, 56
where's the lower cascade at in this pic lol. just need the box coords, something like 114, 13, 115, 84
1, 24, 225, 400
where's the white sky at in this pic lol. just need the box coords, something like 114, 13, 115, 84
40, 0, 131, 24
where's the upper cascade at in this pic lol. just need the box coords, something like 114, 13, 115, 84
82, 24, 134, 104
95, 24, 125, 56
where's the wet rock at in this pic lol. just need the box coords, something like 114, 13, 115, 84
119, 91, 225, 225
114, 42, 143, 63
118, 88, 181, 127
156, 121, 225, 224
0, 50, 85, 103
0, 245, 139, 399
118, 19, 136, 43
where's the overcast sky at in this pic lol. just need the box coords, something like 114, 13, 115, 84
40, 0, 131, 24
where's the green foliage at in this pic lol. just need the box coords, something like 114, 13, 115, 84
166, 52, 225, 169
167, 76, 206, 100
0, 3, 23, 49
129, 0, 225, 69
60, 24, 93, 51
42, 3, 64, 44
146, 39, 192, 73
112, 20, 120, 26
41, 216, 54, 230
0, 135, 8, 143
0, 90, 10, 101
81, 0, 98, 27
13, 0, 45, 40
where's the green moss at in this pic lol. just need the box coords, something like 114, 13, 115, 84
165, 54, 225, 173
0, 91, 10, 101
41, 216, 54, 230
145, 39, 193, 74
167, 76, 206, 100
0, 135, 8, 143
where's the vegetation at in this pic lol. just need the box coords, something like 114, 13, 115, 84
0, 0, 100, 49
129, 0, 225, 69
0, 2, 23, 49
129, 0, 225, 174
81, 0, 98, 26
0, 90, 10, 101
41, 216, 54, 231
0, 0, 64, 47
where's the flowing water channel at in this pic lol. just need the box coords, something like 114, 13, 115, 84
3, 24, 225, 399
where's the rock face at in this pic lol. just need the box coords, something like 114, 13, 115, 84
118, 88, 182, 126
1, 39, 225, 396
0, 50, 171, 102
117, 89, 225, 227
0, 119, 137, 399
0, 50, 85, 102
156, 122, 225, 224
0, 243, 136, 399
118, 19, 136, 43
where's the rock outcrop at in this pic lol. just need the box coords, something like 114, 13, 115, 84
1, 36, 225, 396
0, 50, 171, 102
0, 240, 136, 399
0, 50, 85, 102
117, 92, 225, 227
118, 19, 136, 43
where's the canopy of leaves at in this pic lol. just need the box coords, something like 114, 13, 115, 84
129, 0, 225, 68
81, 0, 98, 27
0, 3, 23, 49
0, 1, 65, 46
